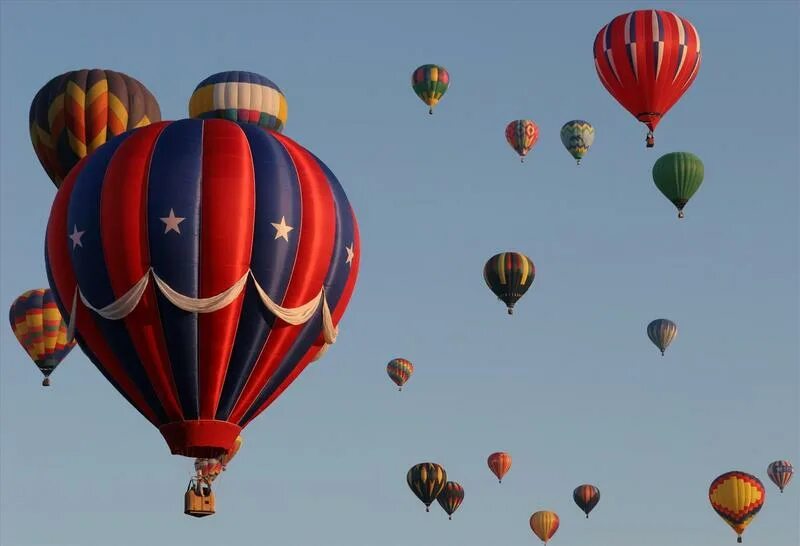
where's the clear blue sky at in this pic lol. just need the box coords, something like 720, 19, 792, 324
1, 2, 797, 545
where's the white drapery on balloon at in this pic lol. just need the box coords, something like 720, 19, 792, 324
66, 267, 338, 360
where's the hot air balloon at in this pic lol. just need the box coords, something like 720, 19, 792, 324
407, 462, 447, 512
411, 64, 449, 115
505, 120, 539, 162
560, 120, 595, 165
387, 358, 414, 391
45, 119, 360, 465
652, 152, 705, 218
29, 69, 161, 188
647, 319, 677, 356
9, 288, 77, 386
487, 452, 512, 483
593, 10, 701, 148
709, 471, 765, 543
530, 510, 559, 544
767, 460, 794, 493
436, 481, 464, 520
189, 71, 288, 133
483, 252, 535, 315
573, 484, 600, 518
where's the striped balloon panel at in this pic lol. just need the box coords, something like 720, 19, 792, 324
387, 358, 414, 387
573, 484, 600, 516
45, 119, 360, 457
8, 288, 76, 374
767, 460, 793, 492
487, 451, 512, 481
483, 252, 535, 309
189, 71, 287, 133
709, 471, 765, 538
407, 463, 447, 507
505, 120, 539, 157
530, 511, 560, 543
560, 120, 595, 160
411, 64, 450, 107
29, 69, 161, 188
436, 481, 464, 517
646, 318, 677, 353
593, 9, 701, 131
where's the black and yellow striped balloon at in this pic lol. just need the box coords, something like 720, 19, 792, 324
407, 462, 447, 512
483, 252, 536, 315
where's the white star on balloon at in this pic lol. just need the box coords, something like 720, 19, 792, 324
69, 225, 85, 249
271, 216, 294, 242
345, 242, 355, 266
160, 209, 185, 234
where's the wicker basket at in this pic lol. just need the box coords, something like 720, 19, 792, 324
184, 479, 215, 517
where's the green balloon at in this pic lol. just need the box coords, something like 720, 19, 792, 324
652, 152, 704, 219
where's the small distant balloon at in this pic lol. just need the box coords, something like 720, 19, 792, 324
189, 70, 288, 132
767, 460, 794, 493
387, 358, 414, 391
487, 452, 512, 483
411, 64, 449, 115
483, 252, 536, 315
407, 463, 447, 512
573, 484, 600, 518
530, 510, 560, 544
647, 319, 677, 356
505, 119, 539, 162
9, 288, 76, 386
436, 481, 465, 520
560, 120, 595, 165
652, 152, 705, 219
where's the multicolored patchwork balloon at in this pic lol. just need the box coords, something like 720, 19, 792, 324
411, 64, 449, 115
387, 358, 414, 391
505, 120, 539, 162
709, 471, 765, 543
29, 69, 161, 188
560, 120, 595, 164
189, 70, 288, 133
9, 288, 76, 386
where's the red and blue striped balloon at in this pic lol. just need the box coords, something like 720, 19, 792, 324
46, 119, 360, 458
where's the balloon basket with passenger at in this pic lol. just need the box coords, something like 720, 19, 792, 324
184, 477, 215, 518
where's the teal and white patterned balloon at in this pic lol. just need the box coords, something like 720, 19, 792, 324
560, 120, 595, 165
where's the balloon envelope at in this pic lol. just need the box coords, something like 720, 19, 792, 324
189, 71, 287, 133
9, 288, 76, 385
411, 65, 449, 114
29, 69, 161, 188
560, 120, 595, 164
483, 252, 535, 315
505, 120, 539, 161
709, 471, 765, 543
767, 460, 793, 493
593, 10, 701, 147
573, 484, 600, 517
45, 119, 360, 458
647, 319, 677, 355
407, 462, 447, 511
436, 481, 464, 519
487, 451, 512, 483
652, 152, 705, 218
530, 510, 559, 543
387, 358, 414, 390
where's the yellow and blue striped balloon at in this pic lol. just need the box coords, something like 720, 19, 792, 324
189, 71, 288, 132
9, 288, 76, 386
